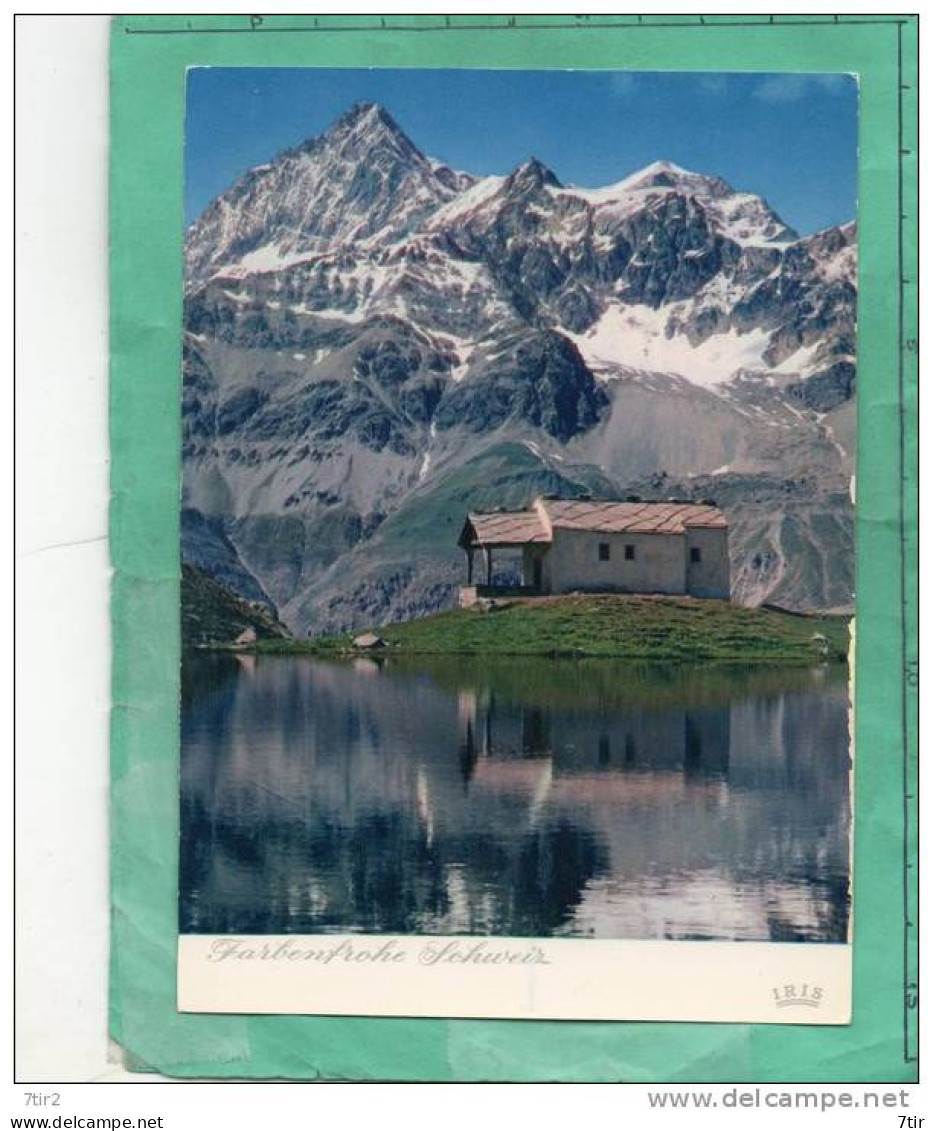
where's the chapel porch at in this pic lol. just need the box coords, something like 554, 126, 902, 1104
457, 510, 550, 607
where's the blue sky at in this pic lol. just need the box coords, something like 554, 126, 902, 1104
185, 68, 857, 235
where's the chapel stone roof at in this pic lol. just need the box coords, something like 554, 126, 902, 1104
460, 498, 727, 547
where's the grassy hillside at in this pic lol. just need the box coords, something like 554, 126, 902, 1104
257, 594, 850, 665
374, 440, 619, 555
285, 440, 622, 635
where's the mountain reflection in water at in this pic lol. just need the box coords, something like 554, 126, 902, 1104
180, 653, 851, 942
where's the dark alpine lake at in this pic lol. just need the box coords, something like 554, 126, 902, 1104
180, 652, 851, 942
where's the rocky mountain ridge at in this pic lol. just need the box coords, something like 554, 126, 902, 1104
183, 101, 856, 636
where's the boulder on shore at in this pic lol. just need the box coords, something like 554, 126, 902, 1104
352, 632, 386, 650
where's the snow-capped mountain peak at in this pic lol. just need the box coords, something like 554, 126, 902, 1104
187, 106, 850, 397
506, 156, 563, 192
331, 99, 393, 130
622, 159, 731, 195
185, 101, 462, 283
313, 100, 424, 167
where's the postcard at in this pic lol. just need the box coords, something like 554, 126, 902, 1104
174, 65, 859, 1024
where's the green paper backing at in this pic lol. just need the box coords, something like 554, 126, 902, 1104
109, 13, 918, 1082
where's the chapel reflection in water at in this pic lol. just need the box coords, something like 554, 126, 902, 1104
180, 653, 850, 942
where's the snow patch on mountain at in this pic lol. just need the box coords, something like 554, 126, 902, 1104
425, 175, 508, 227
567, 303, 774, 387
